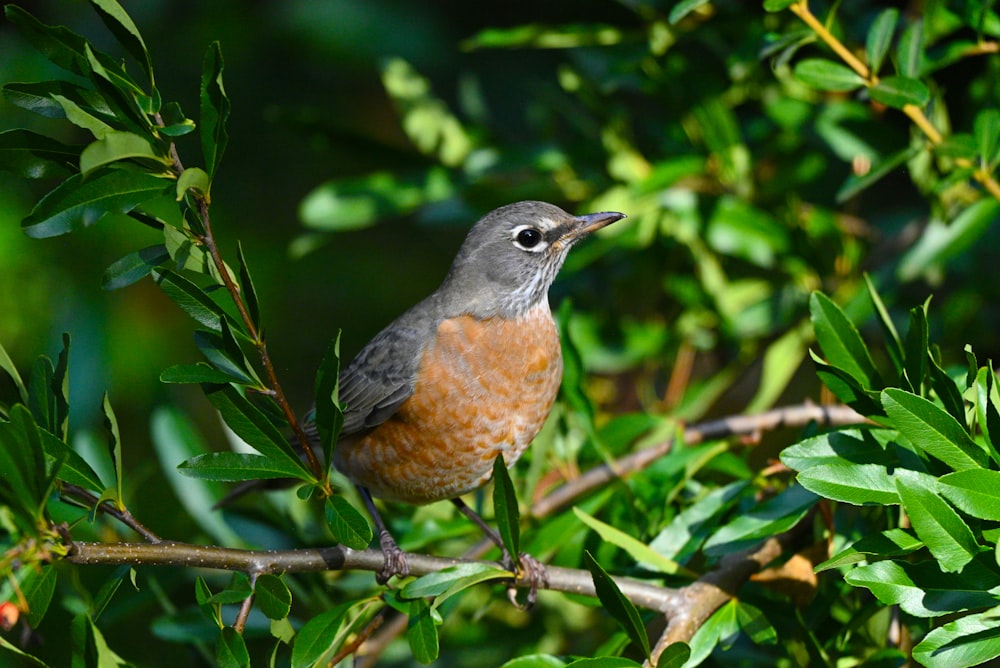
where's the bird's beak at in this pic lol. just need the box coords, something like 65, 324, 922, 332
556, 211, 627, 248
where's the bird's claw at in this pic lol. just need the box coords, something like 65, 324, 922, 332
375, 529, 410, 584
503, 551, 548, 610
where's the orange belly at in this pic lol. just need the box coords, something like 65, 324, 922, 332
335, 303, 562, 504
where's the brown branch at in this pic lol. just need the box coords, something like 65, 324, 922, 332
531, 402, 866, 519
648, 526, 803, 666
233, 573, 256, 634
60, 484, 162, 543
65, 541, 682, 614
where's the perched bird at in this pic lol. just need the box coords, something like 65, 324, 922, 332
311, 200, 626, 587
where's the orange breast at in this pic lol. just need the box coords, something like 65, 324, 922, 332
335, 302, 562, 504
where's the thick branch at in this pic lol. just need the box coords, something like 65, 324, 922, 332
65, 541, 681, 613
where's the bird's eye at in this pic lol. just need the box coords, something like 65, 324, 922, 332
515, 228, 542, 249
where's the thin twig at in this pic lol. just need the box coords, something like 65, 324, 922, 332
61, 484, 162, 543
232, 572, 257, 634
531, 402, 866, 519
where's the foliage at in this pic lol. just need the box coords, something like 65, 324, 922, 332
1, 0, 1000, 667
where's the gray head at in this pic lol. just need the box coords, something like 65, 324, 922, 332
437, 201, 626, 319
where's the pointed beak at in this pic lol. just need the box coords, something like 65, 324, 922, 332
557, 211, 627, 247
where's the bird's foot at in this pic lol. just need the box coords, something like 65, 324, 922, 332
502, 551, 549, 610
375, 528, 409, 584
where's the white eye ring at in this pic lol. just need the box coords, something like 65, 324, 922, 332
512, 225, 547, 252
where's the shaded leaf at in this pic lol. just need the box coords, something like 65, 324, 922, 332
407, 598, 440, 664
794, 59, 866, 92
216, 627, 249, 668
895, 468, 980, 573
0, 129, 79, 179
583, 551, 651, 661
898, 200, 1000, 282
704, 485, 818, 556
897, 19, 924, 78
254, 574, 291, 621
22, 169, 169, 238
290, 602, 356, 668
669, 0, 710, 25
493, 454, 521, 567
882, 388, 987, 470
869, 76, 930, 109
866, 9, 899, 75
102, 244, 169, 290
178, 452, 309, 482
325, 495, 373, 550
200, 42, 229, 178
810, 292, 881, 390
89, 0, 153, 86
152, 268, 226, 331
816, 528, 922, 572
402, 563, 509, 607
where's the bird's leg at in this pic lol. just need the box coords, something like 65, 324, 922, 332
357, 486, 409, 584
450, 498, 548, 609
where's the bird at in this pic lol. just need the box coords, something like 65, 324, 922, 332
310, 200, 626, 589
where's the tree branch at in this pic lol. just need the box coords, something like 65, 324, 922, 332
531, 402, 865, 518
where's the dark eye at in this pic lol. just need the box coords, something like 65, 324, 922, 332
515, 228, 542, 248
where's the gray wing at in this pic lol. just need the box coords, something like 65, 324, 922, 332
337, 315, 431, 436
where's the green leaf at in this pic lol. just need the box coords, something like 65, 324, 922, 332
903, 301, 928, 393
40, 428, 104, 491
160, 363, 243, 385
492, 454, 521, 566
895, 468, 980, 573
20, 566, 57, 628
200, 42, 229, 178
976, 109, 1000, 168
869, 76, 930, 109
912, 606, 1000, 668
89, 0, 154, 87
216, 627, 249, 668
882, 388, 987, 471
313, 332, 344, 469
655, 643, 692, 668
290, 602, 359, 668
762, 0, 797, 10
810, 292, 881, 390
254, 574, 291, 621
236, 243, 260, 331
668, 0, 710, 25
324, 495, 373, 550
901, 199, 1000, 282
178, 452, 309, 481
0, 129, 79, 179
735, 601, 777, 645
21, 169, 169, 238
79, 130, 166, 176
102, 392, 124, 508
407, 598, 440, 664
928, 346, 966, 426
582, 551, 651, 661
193, 324, 263, 388
648, 481, 749, 565
938, 470, 1000, 520
846, 559, 1000, 617
866, 9, 899, 75
794, 59, 866, 92
974, 365, 1000, 465
897, 19, 924, 78
781, 428, 896, 472
574, 507, 686, 575
152, 268, 226, 331
797, 462, 899, 505
203, 384, 310, 475
176, 166, 210, 201
402, 563, 509, 606
816, 528, 922, 572
0, 338, 28, 404
704, 485, 818, 556
102, 244, 169, 290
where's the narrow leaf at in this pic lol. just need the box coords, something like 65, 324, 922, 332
866, 9, 899, 74
810, 292, 881, 389
897, 19, 925, 78
938, 469, 1000, 520
178, 452, 309, 481
102, 392, 123, 508
794, 59, 866, 92
152, 268, 226, 331
895, 468, 980, 573
102, 245, 170, 290
912, 606, 1000, 668
89, 0, 154, 86
22, 169, 169, 238
407, 598, 440, 664
0, 338, 28, 404
583, 551, 651, 661
704, 485, 818, 556
815, 528, 922, 572
325, 496, 373, 550
200, 42, 230, 178
236, 242, 260, 331
160, 363, 244, 385
574, 507, 686, 575
975, 109, 1000, 168
203, 384, 310, 476
0, 129, 79, 179
882, 388, 987, 470
492, 454, 521, 566
313, 332, 344, 469
402, 563, 509, 602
